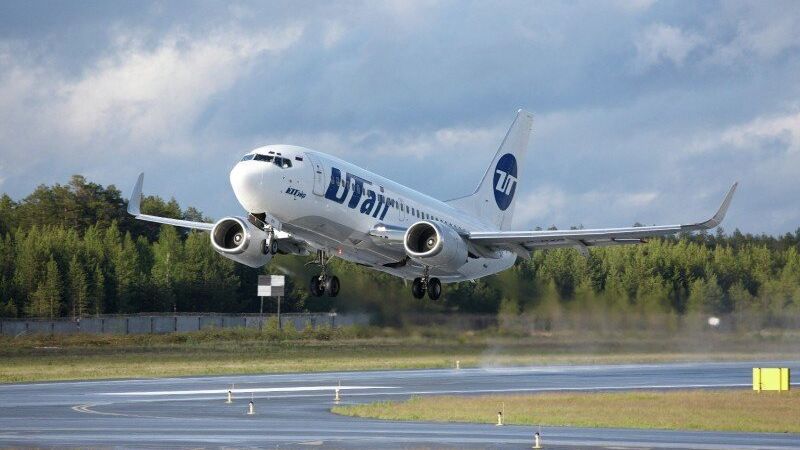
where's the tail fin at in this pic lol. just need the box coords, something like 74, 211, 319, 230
447, 109, 533, 230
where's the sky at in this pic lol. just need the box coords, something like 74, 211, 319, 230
0, 0, 799, 234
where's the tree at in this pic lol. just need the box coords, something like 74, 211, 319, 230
0, 298, 16, 317
150, 226, 183, 311
687, 274, 724, 314
728, 281, 754, 312
89, 264, 105, 316
26, 257, 62, 318
113, 232, 141, 313
0, 194, 17, 235
67, 255, 88, 319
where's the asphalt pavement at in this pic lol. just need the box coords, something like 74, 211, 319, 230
0, 360, 798, 449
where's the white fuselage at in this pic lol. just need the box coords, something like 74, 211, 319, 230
230, 145, 516, 282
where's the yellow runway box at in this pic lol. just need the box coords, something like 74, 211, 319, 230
753, 368, 790, 392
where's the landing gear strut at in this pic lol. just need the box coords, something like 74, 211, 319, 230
411, 267, 442, 300
308, 250, 340, 298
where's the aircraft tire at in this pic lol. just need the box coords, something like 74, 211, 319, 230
269, 239, 279, 255
325, 276, 340, 297
427, 278, 442, 300
412, 278, 426, 299
310, 276, 324, 297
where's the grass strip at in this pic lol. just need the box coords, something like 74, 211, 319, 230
2, 329, 799, 383
332, 390, 800, 433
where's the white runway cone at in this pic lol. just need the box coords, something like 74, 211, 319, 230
226, 384, 234, 404
456, 360, 460, 370
532, 431, 542, 448
496, 411, 503, 426
247, 400, 255, 415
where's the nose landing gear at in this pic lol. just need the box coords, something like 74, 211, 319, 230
252, 217, 279, 256
411, 267, 442, 300
308, 250, 340, 297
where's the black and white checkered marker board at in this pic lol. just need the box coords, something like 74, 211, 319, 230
257, 275, 285, 297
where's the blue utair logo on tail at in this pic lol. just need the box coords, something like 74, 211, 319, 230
493, 153, 517, 211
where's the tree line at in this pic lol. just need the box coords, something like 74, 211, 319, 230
0, 175, 798, 319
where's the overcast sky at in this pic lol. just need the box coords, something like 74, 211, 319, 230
1, 0, 798, 234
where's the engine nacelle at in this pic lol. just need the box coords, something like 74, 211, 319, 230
404, 221, 468, 271
210, 217, 273, 268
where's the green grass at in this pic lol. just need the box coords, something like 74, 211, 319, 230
1, 327, 799, 383
332, 390, 800, 433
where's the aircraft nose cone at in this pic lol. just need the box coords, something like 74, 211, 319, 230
230, 162, 265, 213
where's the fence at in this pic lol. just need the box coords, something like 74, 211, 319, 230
0, 312, 371, 336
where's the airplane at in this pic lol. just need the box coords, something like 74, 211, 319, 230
127, 109, 738, 300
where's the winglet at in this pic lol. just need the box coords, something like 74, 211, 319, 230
694, 182, 738, 230
128, 172, 144, 216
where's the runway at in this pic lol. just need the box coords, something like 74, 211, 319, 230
0, 361, 798, 448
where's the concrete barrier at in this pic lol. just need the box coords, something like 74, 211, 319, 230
27, 321, 54, 334
244, 316, 265, 330
199, 316, 224, 330
3, 321, 27, 336
80, 318, 104, 334
152, 317, 175, 334
103, 317, 128, 334
52, 321, 79, 334
222, 316, 246, 329
0, 313, 372, 336
176, 316, 200, 333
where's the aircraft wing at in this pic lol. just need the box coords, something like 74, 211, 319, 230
128, 173, 215, 231
466, 182, 738, 257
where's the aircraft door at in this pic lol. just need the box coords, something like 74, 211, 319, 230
305, 153, 326, 196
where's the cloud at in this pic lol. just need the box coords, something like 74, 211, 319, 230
720, 112, 800, 153
634, 23, 704, 70
59, 26, 303, 153
0, 24, 303, 164
321, 21, 346, 48
612, 0, 657, 14
513, 186, 659, 229
705, 1, 800, 65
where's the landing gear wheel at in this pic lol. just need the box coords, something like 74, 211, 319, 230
427, 277, 442, 300
269, 239, 279, 255
412, 278, 426, 299
325, 276, 340, 297
310, 276, 325, 297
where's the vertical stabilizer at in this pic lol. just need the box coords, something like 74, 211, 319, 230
447, 109, 533, 230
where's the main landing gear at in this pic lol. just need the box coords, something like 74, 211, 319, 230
412, 267, 442, 301
308, 250, 340, 298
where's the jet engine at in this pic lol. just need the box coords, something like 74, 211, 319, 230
403, 221, 468, 271
210, 217, 273, 268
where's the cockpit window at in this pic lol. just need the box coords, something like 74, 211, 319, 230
243, 153, 293, 168
273, 157, 292, 168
